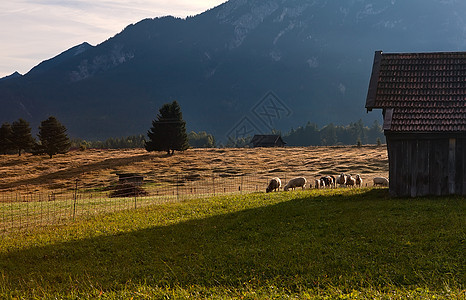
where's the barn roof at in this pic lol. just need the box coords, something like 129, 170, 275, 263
250, 135, 286, 147
366, 51, 466, 133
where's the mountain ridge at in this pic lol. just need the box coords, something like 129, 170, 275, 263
1, 0, 465, 140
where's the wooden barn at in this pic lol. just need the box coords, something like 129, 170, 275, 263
250, 135, 286, 148
366, 51, 466, 197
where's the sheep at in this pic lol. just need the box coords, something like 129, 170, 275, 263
319, 178, 326, 189
355, 174, 363, 187
284, 177, 307, 191
266, 177, 281, 193
373, 177, 389, 187
336, 173, 346, 187
320, 176, 333, 188
314, 179, 320, 189
346, 174, 356, 187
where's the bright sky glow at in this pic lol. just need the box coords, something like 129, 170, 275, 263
0, 0, 226, 77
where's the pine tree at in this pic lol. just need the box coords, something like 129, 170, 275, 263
11, 118, 35, 156
0, 122, 14, 155
145, 101, 189, 155
37, 116, 71, 158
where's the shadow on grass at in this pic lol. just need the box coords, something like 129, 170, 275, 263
1, 188, 464, 295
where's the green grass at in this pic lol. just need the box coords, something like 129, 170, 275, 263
0, 188, 464, 299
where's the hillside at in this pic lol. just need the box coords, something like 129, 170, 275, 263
0, 146, 388, 193
1, 0, 466, 140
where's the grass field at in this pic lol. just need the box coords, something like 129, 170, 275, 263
0, 188, 464, 299
0, 146, 390, 234
0, 146, 389, 193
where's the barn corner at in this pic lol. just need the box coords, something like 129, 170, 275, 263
365, 50, 466, 197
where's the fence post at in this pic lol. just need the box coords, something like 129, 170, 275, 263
2, 193, 5, 234
25, 193, 29, 230
10, 195, 13, 232
73, 179, 78, 221
240, 175, 243, 194
16, 192, 21, 231
176, 175, 180, 202
212, 175, 215, 196
40, 193, 43, 226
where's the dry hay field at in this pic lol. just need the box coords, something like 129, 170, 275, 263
0, 146, 388, 194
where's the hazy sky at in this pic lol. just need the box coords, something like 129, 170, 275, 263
0, 0, 226, 78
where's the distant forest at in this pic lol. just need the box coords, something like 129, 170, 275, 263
283, 119, 385, 147
71, 119, 385, 149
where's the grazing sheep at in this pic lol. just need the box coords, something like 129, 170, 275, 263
336, 173, 346, 187
314, 179, 320, 189
319, 178, 326, 189
320, 176, 333, 188
284, 177, 307, 191
346, 174, 356, 187
373, 177, 389, 187
266, 177, 281, 193
355, 174, 363, 187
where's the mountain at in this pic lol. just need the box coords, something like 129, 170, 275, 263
0, 71, 22, 82
27, 42, 94, 77
1, 0, 466, 141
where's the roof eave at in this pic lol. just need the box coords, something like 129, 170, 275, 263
365, 50, 383, 111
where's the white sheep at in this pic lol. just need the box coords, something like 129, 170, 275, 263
336, 173, 346, 187
373, 177, 389, 187
284, 177, 307, 191
314, 179, 320, 189
355, 174, 363, 187
266, 177, 281, 193
346, 174, 356, 187
329, 175, 336, 188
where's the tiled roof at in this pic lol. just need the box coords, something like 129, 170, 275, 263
366, 51, 466, 132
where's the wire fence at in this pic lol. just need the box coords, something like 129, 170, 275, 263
0, 172, 380, 235
0, 172, 302, 235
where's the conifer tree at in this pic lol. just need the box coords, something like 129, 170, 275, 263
37, 116, 71, 158
0, 122, 14, 155
11, 118, 34, 156
145, 101, 189, 155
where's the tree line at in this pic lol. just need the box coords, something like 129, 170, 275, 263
71, 131, 216, 150
283, 119, 385, 146
0, 117, 70, 158
0, 101, 213, 158
0, 101, 385, 158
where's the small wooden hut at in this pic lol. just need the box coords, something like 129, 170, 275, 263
366, 51, 466, 197
116, 173, 144, 186
250, 135, 286, 148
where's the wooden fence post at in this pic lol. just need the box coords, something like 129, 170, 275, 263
73, 179, 78, 221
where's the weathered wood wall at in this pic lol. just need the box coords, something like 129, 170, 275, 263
386, 135, 466, 197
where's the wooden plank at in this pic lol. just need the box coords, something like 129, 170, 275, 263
459, 138, 466, 195
438, 140, 449, 195
383, 108, 394, 131
410, 139, 417, 197
417, 139, 430, 196
430, 139, 448, 196
387, 139, 396, 196
396, 139, 408, 197
448, 138, 456, 195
